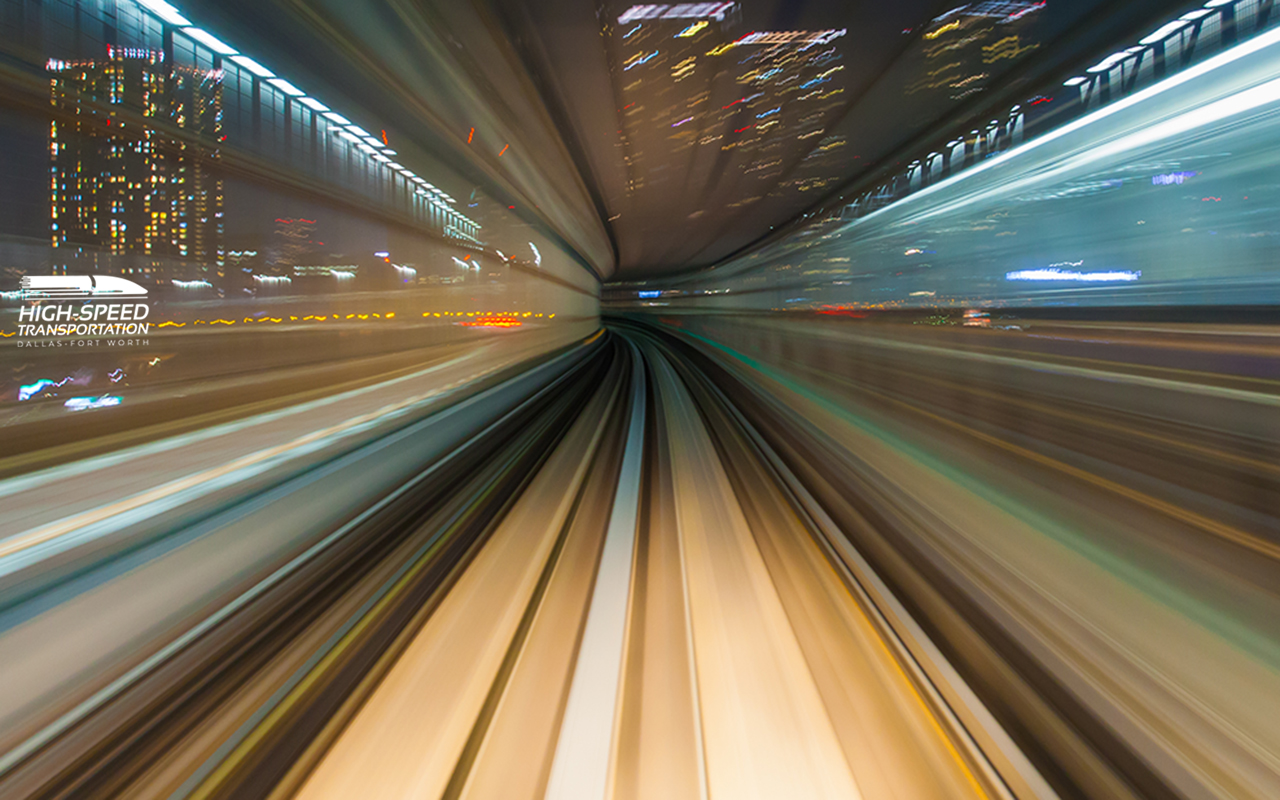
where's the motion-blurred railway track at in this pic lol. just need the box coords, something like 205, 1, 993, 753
6, 320, 1275, 799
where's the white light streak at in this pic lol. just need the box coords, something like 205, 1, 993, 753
1006, 268, 1140, 282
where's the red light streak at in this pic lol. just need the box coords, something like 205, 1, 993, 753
467, 127, 475, 143
498, 144, 509, 156
459, 316, 522, 328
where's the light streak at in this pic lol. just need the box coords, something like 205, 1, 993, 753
1152, 171, 1196, 185
857, 23, 1280, 229
458, 315, 523, 328
618, 3, 736, 24
624, 50, 659, 70
676, 20, 708, 38
20, 377, 74, 401
64, 395, 122, 411
925, 20, 960, 39
1006, 268, 1140, 282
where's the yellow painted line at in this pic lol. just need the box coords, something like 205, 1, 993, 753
800, 499, 993, 799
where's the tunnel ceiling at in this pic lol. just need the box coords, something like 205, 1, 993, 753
497, 0, 1178, 280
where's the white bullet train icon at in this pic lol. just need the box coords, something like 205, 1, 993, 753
20, 275, 148, 299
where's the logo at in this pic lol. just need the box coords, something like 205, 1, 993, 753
13, 274, 151, 347
20, 274, 148, 299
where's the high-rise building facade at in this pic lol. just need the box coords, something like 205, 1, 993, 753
729, 29, 848, 192
49, 45, 223, 279
609, 3, 743, 194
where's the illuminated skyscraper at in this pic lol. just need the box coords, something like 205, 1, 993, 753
49, 46, 223, 278
606, 5, 848, 208
270, 217, 319, 272
915, 1, 1046, 102
728, 29, 848, 191
609, 3, 743, 193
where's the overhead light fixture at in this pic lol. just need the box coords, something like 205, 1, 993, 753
182, 27, 236, 55
1140, 21, 1191, 45
323, 111, 351, 125
298, 97, 328, 111
133, 0, 189, 26
267, 78, 304, 96
229, 55, 273, 77
1087, 51, 1133, 73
